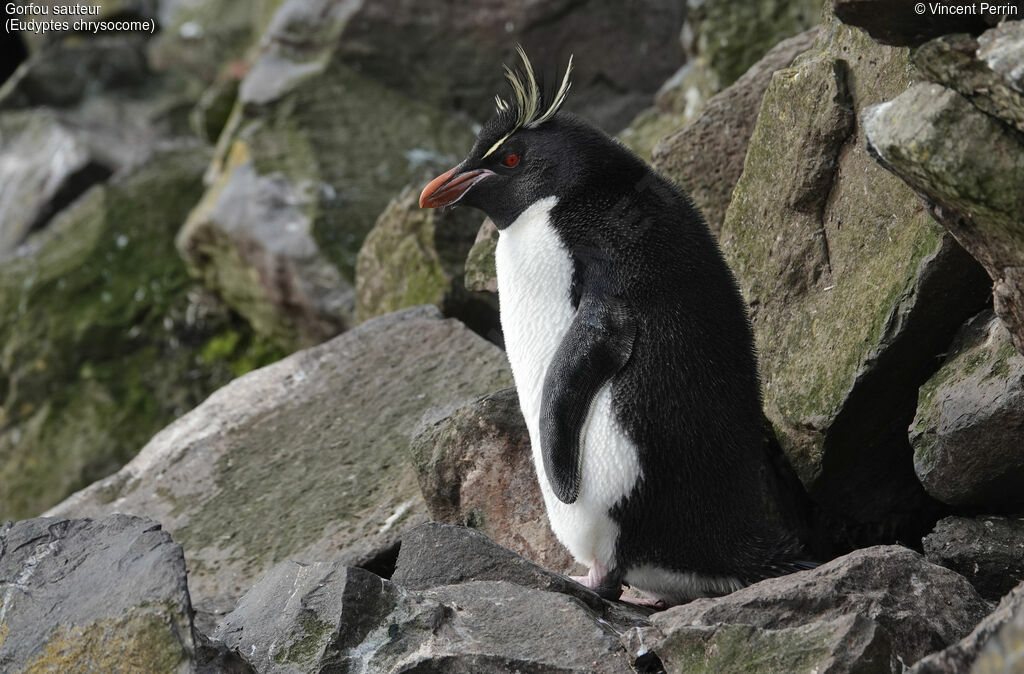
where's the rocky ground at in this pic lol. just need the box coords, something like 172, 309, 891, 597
1, 0, 1023, 672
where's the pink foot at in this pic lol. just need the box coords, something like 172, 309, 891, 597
568, 562, 623, 600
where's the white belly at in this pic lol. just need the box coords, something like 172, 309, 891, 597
495, 197, 641, 571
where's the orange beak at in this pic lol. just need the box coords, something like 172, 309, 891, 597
419, 166, 495, 209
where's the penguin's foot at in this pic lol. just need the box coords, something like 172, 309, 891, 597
569, 562, 623, 600
618, 593, 670, 610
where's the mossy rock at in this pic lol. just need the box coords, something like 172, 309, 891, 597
0, 146, 282, 520
719, 19, 990, 531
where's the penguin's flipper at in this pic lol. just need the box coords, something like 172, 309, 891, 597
540, 290, 636, 504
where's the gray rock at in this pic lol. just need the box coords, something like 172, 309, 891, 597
0, 110, 112, 255
914, 25, 1024, 134
408, 389, 575, 574
912, 582, 1023, 673
392, 522, 590, 608
645, 546, 992, 672
651, 27, 820, 235
924, 516, 1024, 601
864, 83, 1024, 355
0, 515, 196, 673
355, 187, 500, 340
463, 218, 499, 295
721, 18, 991, 535
46, 306, 513, 630
910, 312, 1024, 511
973, 585, 1024, 673
217, 532, 642, 673
832, 0, 1007, 47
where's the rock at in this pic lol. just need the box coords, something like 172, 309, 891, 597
0, 515, 196, 673
864, 83, 1024, 355
46, 306, 513, 629
684, 0, 822, 93
177, 146, 356, 351
0, 110, 113, 255
217, 526, 644, 673
327, 0, 687, 133
645, 545, 992, 672
973, 586, 1024, 674
463, 218, 499, 294
355, 187, 500, 340
0, 146, 277, 520
408, 389, 574, 573
914, 25, 1024, 134
720, 19, 991, 539
179, 0, 475, 351
912, 581, 1024, 673
832, 0, 1012, 47
910, 311, 1024, 511
392, 522, 586, 606
924, 516, 1024, 601
651, 27, 819, 235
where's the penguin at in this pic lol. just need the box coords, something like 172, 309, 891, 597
419, 47, 812, 605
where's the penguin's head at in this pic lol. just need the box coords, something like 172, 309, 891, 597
420, 47, 586, 230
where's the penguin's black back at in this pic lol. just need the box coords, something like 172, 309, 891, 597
546, 116, 802, 582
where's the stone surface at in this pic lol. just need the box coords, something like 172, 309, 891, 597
392, 523, 586, 606
408, 388, 575, 573
924, 516, 1024, 601
180, 0, 475, 351
651, 27, 819, 236
0, 515, 196, 673
645, 546, 992, 672
914, 25, 1024, 134
720, 20, 991, 538
463, 218, 499, 295
0, 147, 277, 521
0, 110, 112, 255
910, 311, 1024, 511
973, 585, 1024, 674
217, 525, 644, 673
864, 82, 1024, 355
46, 306, 513, 629
355, 186, 500, 340
912, 581, 1024, 673
832, 0, 1010, 47
684, 0, 822, 93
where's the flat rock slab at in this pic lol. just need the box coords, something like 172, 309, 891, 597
46, 306, 512, 627
0, 515, 196, 673
645, 545, 991, 672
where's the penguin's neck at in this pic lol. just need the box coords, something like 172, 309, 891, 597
494, 196, 575, 425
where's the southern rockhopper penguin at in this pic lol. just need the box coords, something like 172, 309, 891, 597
420, 47, 813, 606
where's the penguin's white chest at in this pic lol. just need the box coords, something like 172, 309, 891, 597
494, 196, 641, 571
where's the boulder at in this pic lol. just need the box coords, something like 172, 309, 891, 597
178, 0, 475, 352
644, 546, 992, 672
408, 389, 575, 573
720, 19, 991, 539
651, 27, 819, 235
216, 524, 645, 673
973, 587, 1024, 674
912, 581, 1024, 673
0, 515, 196, 673
864, 82, 1024, 355
924, 516, 1024, 601
463, 218, 499, 295
46, 306, 513, 630
0, 146, 277, 521
914, 24, 1024, 134
355, 187, 500, 340
0, 110, 113, 255
910, 311, 1024, 511
832, 0, 1012, 47
684, 0, 822, 93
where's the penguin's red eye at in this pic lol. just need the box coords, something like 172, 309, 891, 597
503, 153, 520, 168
